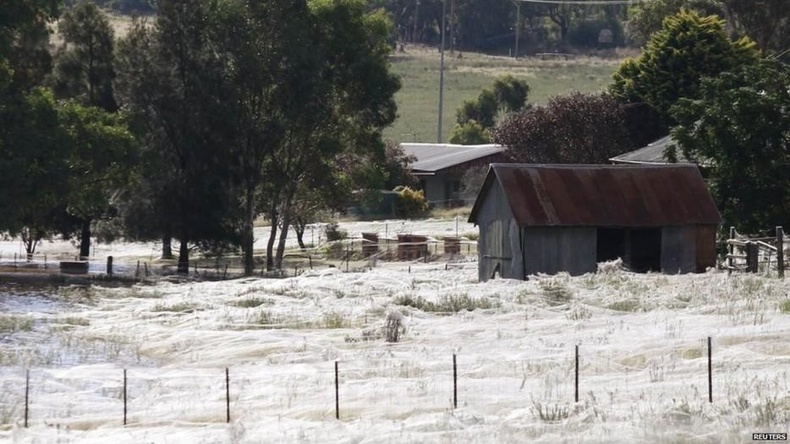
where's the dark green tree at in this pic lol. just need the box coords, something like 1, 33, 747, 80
611, 9, 758, 125
0, 88, 69, 254
452, 74, 529, 145
48, 1, 125, 257
672, 61, 790, 232
57, 101, 137, 258
209, 0, 312, 275
449, 120, 490, 145
456, 89, 499, 129
115, 0, 239, 273
0, 0, 64, 252
51, 1, 117, 111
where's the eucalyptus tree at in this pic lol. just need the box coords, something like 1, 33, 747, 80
48, 1, 128, 257
266, 0, 400, 270
0, 0, 64, 252
209, 0, 313, 275
115, 0, 239, 273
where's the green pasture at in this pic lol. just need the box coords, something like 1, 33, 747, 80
385, 46, 624, 143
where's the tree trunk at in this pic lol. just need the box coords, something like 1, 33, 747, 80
266, 206, 278, 271
161, 233, 173, 259
294, 221, 306, 250
242, 188, 256, 276
274, 207, 291, 270
177, 238, 189, 274
79, 219, 91, 259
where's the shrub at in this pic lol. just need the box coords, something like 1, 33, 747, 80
531, 400, 571, 422
325, 222, 348, 242
539, 280, 573, 306
385, 310, 404, 342
393, 186, 429, 219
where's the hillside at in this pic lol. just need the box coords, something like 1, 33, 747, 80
385, 44, 627, 144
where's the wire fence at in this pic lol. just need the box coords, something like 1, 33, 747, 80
0, 337, 745, 429
0, 235, 480, 282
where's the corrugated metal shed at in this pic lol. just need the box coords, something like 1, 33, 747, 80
469, 164, 721, 227
401, 143, 504, 175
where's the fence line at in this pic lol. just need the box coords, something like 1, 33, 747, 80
1, 236, 479, 282
2, 337, 730, 428
726, 225, 785, 277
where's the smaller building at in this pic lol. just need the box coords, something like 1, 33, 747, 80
468, 164, 722, 281
609, 135, 711, 169
400, 143, 506, 206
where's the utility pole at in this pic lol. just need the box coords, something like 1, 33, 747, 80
450, 0, 456, 55
514, 1, 521, 59
437, 0, 446, 143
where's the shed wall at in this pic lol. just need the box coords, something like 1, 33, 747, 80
661, 226, 697, 273
695, 225, 718, 271
475, 182, 523, 281
523, 227, 597, 276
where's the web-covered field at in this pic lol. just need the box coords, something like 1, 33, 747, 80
0, 221, 789, 443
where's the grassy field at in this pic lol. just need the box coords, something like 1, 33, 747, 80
385, 44, 628, 143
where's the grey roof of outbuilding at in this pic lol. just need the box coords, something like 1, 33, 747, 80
609, 135, 697, 165
400, 143, 505, 175
468, 163, 722, 227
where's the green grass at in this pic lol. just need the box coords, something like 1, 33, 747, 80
385, 45, 622, 143
151, 302, 198, 313
230, 297, 275, 308
393, 292, 498, 312
0, 315, 34, 334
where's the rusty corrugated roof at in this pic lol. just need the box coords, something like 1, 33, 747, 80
468, 164, 722, 227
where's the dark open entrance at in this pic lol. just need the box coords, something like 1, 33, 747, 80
597, 227, 662, 273
597, 228, 625, 262
628, 228, 661, 272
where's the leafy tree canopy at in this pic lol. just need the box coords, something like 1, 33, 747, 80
611, 9, 758, 125
455, 74, 530, 133
449, 120, 490, 145
52, 1, 117, 111
671, 61, 790, 232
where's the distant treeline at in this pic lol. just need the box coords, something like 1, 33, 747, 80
84, 0, 789, 56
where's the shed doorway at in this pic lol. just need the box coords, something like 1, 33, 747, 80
629, 228, 661, 272
596, 228, 661, 272
597, 228, 625, 262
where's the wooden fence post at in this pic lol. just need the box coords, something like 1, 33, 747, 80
777, 226, 784, 278
225, 368, 230, 423
574, 345, 579, 403
24, 369, 30, 428
728, 226, 735, 273
746, 242, 759, 273
334, 361, 340, 420
708, 336, 713, 402
123, 369, 127, 425
452, 354, 458, 409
